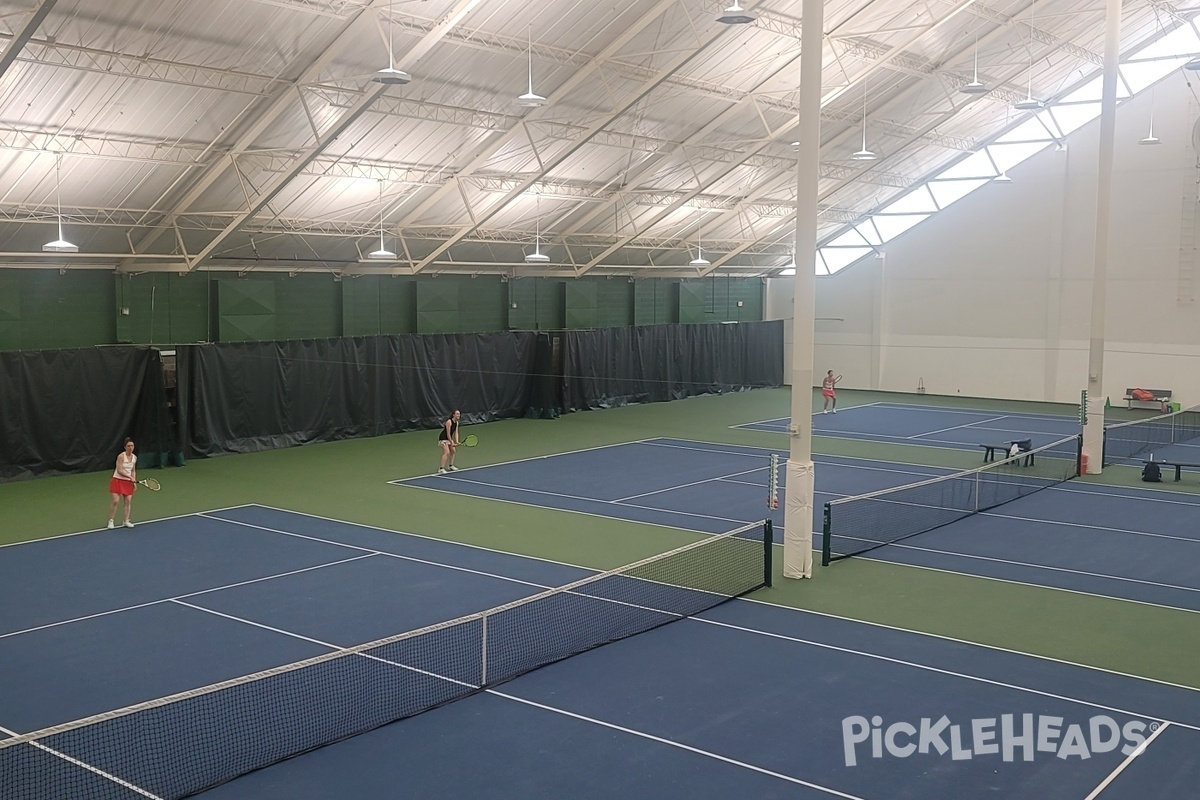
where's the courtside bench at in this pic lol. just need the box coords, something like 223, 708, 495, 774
979, 440, 1034, 466
1143, 460, 1200, 481
1125, 388, 1172, 412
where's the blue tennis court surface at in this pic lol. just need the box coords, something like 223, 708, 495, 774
398, 439, 1200, 612
3, 506, 1198, 799
740, 402, 1083, 453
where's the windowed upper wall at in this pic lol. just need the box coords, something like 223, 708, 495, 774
813, 17, 1200, 276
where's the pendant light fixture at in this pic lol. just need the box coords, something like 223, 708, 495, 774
1139, 88, 1161, 145
368, 180, 396, 259
372, 3, 411, 85
525, 194, 550, 263
689, 208, 710, 267
43, 152, 77, 253
515, 25, 546, 107
851, 85, 876, 161
1014, 0, 1042, 110
960, 35, 988, 95
717, 1, 754, 25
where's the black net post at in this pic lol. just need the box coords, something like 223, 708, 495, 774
763, 520, 773, 587
821, 503, 832, 566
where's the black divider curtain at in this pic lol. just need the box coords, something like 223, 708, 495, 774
0, 347, 174, 481
563, 321, 783, 411
178, 332, 537, 457
525, 332, 561, 419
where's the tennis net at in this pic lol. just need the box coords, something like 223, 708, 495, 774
1103, 404, 1200, 466
822, 436, 1081, 564
2, 521, 771, 800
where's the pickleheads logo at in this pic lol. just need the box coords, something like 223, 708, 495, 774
841, 714, 1156, 767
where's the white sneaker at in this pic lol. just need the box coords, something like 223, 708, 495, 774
106, 520, 114, 529
832, 408, 837, 414
438, 468, 447, 474
448, 465, 459, 471
123, 521, 134, 529
822, 409, 828, 414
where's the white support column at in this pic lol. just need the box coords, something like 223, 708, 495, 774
783, 0, 823, 579
1082, 0, 1123, 473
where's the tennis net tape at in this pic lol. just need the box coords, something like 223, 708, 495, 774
2, 521, 769, 800
1103, 405, 1200, 466
822, 435, 1080, 564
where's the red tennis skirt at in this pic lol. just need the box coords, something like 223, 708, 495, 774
822, 388, 836, 398
109, 477, 135, 496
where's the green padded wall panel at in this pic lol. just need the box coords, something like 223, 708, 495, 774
633, 279, 675, 326
0, 272, 18, 350
564, 281, 598, 329
595, 279, 634, 328
274, 274, 341, 340
457, 275, 506, 332
218, 280, 276, 342
416, 280, 459, 333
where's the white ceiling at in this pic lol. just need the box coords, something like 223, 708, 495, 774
0, 0, 1194, 277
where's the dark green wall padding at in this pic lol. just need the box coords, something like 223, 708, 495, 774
0, 270, 763, 351
2, 386, 1196, 691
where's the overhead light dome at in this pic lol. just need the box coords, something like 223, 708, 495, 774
372, 67, 411, 85
717, 2, 754, 24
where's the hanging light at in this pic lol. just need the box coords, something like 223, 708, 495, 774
372, 4, 411, 85
1185, 57, 1200, 70
515, 25, 546, 107
1014, 0, 1041, 110
1140, 89, 1161, 145
851, 86, 876, 161
525, 194, 550, 263
689, 208, 710, 266
992, 172, 1013, 183
43, 152, 77, 253
368, 180, 396, 259
960, 36, 988, 95
716, 1, 754, 24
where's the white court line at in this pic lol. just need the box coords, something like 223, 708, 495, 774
1050, 482, 1200, 505
164, 599, 861, 797
388, 481, 733, 537
742, 598, 1200, 697
643, 439, 955, 479
615, 466, 767, 503
0, 502, 260, 549
873, 403, 1081, 423
885, 541, 1200, 597
174, 539, 1194, 741
858, 558, 1200, 617
913, 415, 1011, 439
0, 723, 165, 799
425, 436, 657, 475
169, 600, 478, 688
428, 474, 750, 527
490, 691, 867, 799
1082, 721, 1172, 800
198, 515, 569, 591
977, 510, 1200, 546
0, 554, 376, 641
138, 575, 1194, 797
691, 616, 1185, 731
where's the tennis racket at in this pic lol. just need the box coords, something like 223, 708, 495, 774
138, 478, 161, 491
835, 374, 843, 382
462, 434, 478, 447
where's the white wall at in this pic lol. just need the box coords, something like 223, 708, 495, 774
768, 71, 1200, 406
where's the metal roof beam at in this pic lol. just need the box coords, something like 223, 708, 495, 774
388, 0, 717, 272
182, 0, 486, 270
0, 0, 56, 80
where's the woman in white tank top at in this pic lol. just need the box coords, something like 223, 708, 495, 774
107, 438, 138, 529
